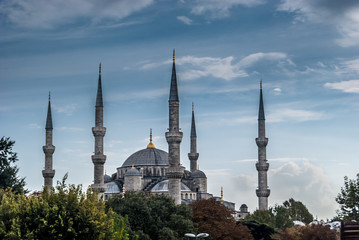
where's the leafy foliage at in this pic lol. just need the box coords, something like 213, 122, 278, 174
0, 137, 27, 194
191, 198, 253, 240
283, 198, 313, 224
0, 175, 131, 239
239, 220, 277, 240
277, 224, 338, 240
106, 191, 195, 240
336, 174, 359, 221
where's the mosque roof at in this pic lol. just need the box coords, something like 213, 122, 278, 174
104, 174, 112, 183
122, 148, 168, 167
151, 180, 191, 192
104, 181, 121, 194
125, 167, 141, 176
191, 170, 206, 178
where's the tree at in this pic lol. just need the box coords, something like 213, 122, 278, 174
0, 137, 27, 194
283, 198, 313, 224
191, 198, 253, 240
277, 225, 338, 240
239, 220, 277, 240
0, 175, 132, 239
336, 174, 359, 221
245, 207, 293, 231
106, 191, 196, 240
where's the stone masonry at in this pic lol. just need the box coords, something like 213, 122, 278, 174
166, 50, 184, 205
42, 92, 55, 192
256, 81, 270, 210
91, 64, 106, 195
188, 103, 199, 172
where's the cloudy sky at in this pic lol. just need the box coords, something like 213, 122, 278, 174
2, 0, 359, 220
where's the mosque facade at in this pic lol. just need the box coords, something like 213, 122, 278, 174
42, 51, 269, 217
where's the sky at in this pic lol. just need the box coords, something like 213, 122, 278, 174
1, 0, 359, 220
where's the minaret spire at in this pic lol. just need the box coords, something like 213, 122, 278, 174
42, 92, 55, 192
92, 63, 107, 197
166, 50, 184, 205
255, 81, 270, 210
188, 102, 199, 172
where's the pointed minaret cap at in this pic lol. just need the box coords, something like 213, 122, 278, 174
147, 129, 156, 149
221, 187, 224, 201
258, 80, 265, 121
169, 49, 179, 101
46, 91, 53, 130
191, 102, 197, 137
96, 63, 103, 107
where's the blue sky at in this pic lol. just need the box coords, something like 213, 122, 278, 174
2, 0, 359, 220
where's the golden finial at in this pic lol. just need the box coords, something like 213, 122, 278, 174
99, 63, 101, 75
147, 128, 156, 149
132, 164, 135, 169
48, 91, 51, 102
196, 164, 199, 171
221, 187, 224, 201
260, 80, 262, 89
105, 169, 107, 175
173, 49, 175, 62
122, 184, 125, 198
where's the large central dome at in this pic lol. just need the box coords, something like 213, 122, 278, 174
121, 148, 169, 167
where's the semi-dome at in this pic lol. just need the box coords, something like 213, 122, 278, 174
151, 180, 191, 193
191, 170, 206, 178
125, 167, 141, 176
122, 148, 168, 167
104, 174, 112, 183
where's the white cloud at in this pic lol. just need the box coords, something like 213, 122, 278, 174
268, 108, 325, 122
58, 126, 84, 131
108, 88, 168, 101
190, 0, 265, 18
237, 52, 288, 68
54, 104, 77, 116
0, 0, 153, 29
28, 123, 41, 129
237, 157, 309, 162
141, 52, 290, 81
277, 0, 359, 47
273, 87, 282, 95
177, 16, 193, 25
341, 58, 359, 74
325, 80, 359, 93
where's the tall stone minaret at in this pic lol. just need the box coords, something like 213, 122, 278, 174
256, 81, 270, 210
42, 92, 55, 192
166, 50, 184, 205
188, 103, 199, 172
91, 63, 106, 195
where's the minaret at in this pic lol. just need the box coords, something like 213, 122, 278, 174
255, 81, 270, 210
91, 63, 107, 195
165, 50, 184, 205
188, 103, 199, 172
42, 92, 55, 192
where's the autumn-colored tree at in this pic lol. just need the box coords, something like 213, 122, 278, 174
277, 225, 338, 240
239, 220, 277, 240
191, 198, 253, 240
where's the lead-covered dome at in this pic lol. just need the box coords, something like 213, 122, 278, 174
191, 170, 206, 178
122, 148, 168, 167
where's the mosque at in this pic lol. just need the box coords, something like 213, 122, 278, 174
42, 50, 270, 218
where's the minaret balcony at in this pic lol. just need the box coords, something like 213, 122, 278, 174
256, 162, 269, 171
42, 169, 55, 178
43, 145, 55, 154
255, 138, 268, 147
92, 127, 106, 137
166, 166, 185, 179
256, 189, 270, 197
188, 153, 199, 160
165, 132, 183, 143
92, 154, 106, 164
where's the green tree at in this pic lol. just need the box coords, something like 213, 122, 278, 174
283, 198, 313, 224
336, 174, 359, 221
0, 175, 132, 239
245, 207, 293, 231
245, 210, 276, 229
106, 191, 196, 240
0, 137, 27, 194
239, 220, 277, 240
191, 198, 253, 240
